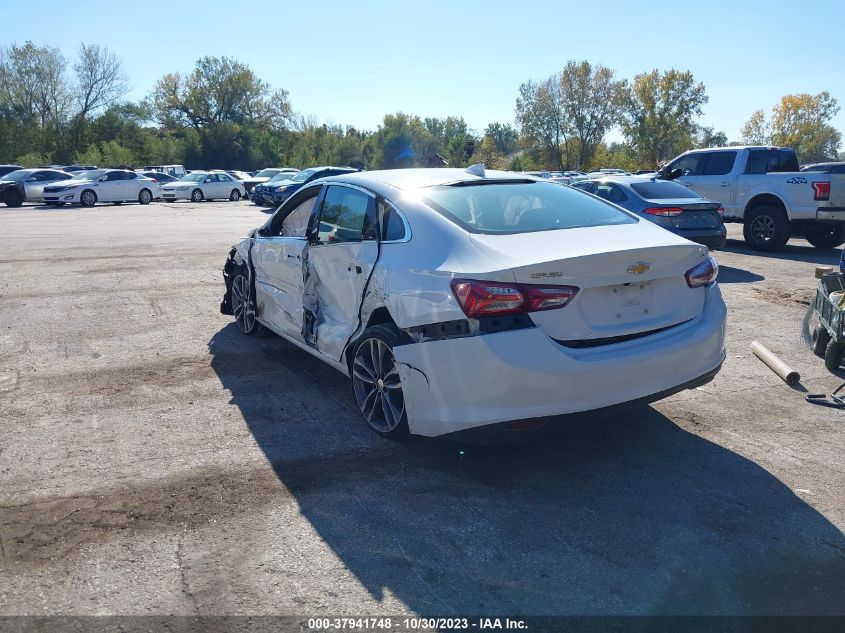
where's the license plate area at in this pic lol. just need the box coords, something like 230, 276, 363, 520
672, 211, 718, 229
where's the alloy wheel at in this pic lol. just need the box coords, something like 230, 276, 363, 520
231, 275, 256, 333
81, 191, 96, 207
191, 189, 203, 202
352, 338, 405, 433
230, 189, 241, 201
139, 189, 152, 204
750, 214, 775, 244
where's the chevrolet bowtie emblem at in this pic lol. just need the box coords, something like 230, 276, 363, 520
627, 262, 651, 275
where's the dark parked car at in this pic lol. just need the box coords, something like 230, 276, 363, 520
268, 166, 359, 207
0, 165, 23, 178
61, 164, 98, 173
801, 161, 845, 174
0, 168, 74, 207
572, 176, 726, 249
138, 170, 178, 185
251, 172, 300, 206
241, 168, 299, 194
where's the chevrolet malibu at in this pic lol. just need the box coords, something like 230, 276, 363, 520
220, 167, 726, 439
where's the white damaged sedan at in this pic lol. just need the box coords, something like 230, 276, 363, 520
220, 167, 726, 439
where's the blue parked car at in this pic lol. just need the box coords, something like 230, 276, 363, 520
571, 176, 727, 249
268, 166, 359, 207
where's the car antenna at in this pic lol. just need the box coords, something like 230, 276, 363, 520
465, 163, 485, 177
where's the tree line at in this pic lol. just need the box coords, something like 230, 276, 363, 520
0, 41, 841, 172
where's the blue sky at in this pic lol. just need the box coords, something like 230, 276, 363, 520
3, 0, 843, 143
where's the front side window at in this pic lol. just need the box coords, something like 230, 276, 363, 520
217, 173, 232, 182
425, 181, 636, 234
701, 151, 737, 176
317, 186, 372, 244
670, 154, 703, 176
279, 194, 318, 238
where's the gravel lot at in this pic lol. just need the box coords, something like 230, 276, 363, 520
0, 200, 843, 616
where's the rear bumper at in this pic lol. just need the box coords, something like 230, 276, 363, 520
674, 226, 727, 249
393, 284, 727, 437
816, 207, 845, 222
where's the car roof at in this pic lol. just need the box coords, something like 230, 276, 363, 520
321, 168, 535, 191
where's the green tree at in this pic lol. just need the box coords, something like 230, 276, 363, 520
149, 56, 291, 131
516, 76, 567, 170
740, 109, 769, 145
695, 126, 728, 148
74, 144, 102, 165
559, 60, 620, 168
618, 69, 708, 167
484, 122, 518, 155
770, 92, 841, 162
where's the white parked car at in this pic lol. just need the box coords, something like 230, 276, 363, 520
220, 167, 726, 440
42, 169, 159, 206
160, 171, 246, 202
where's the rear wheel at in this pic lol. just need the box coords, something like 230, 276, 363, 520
190, 188, 204, 202
813, 326, 831, 357
229, 189, 241, 201
229, 268, 268, 337
138, 188, 152, 205
824, 340, 843, 371
805, 223, 845, 249
4, 190, 23, 207
743, 204, 790, 251
80, 189, 97, 207
350, 324, 410, 439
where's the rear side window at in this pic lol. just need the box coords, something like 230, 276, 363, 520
631, 181, 702, 199
745, 149, 800, 174
379, 199, 407, 241
702, 151, 736, 175
425, 181, 636, 234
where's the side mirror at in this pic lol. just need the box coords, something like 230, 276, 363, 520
26, 176, 36, 181
204, 178, 211, 183
99, 176, 108, 181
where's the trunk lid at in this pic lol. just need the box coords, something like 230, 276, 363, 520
641, 198, 723, 230
469, 222, 710, 341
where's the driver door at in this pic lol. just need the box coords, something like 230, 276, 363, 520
251, 186, 324, 339
303, 184, 379, 361
666, 153, 703, 190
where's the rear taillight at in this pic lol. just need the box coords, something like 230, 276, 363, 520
716, 206, 724, 215
685, 256, 719, 288
813, 181, 830, 201
644, 207, 684, 216
450, 279, 579, 318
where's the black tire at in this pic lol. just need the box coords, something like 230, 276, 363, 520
813, 326, 831, 358
229, 266, 269, 337
4, 190, 23, 207
805, 223, 845, 249
229, 189, 241, 201
190, 188, 204, 203
138, 188, 152, 205
743, 204, 790, 251
80, 189, 97, 207
350, 324, 410, 439
824, 339, 843, 372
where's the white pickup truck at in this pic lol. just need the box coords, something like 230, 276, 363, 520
658, 146, 845, 251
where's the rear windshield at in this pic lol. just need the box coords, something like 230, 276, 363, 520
254, 169, 280, 178
425, 181, 636, 234
630, 181, 701, 200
